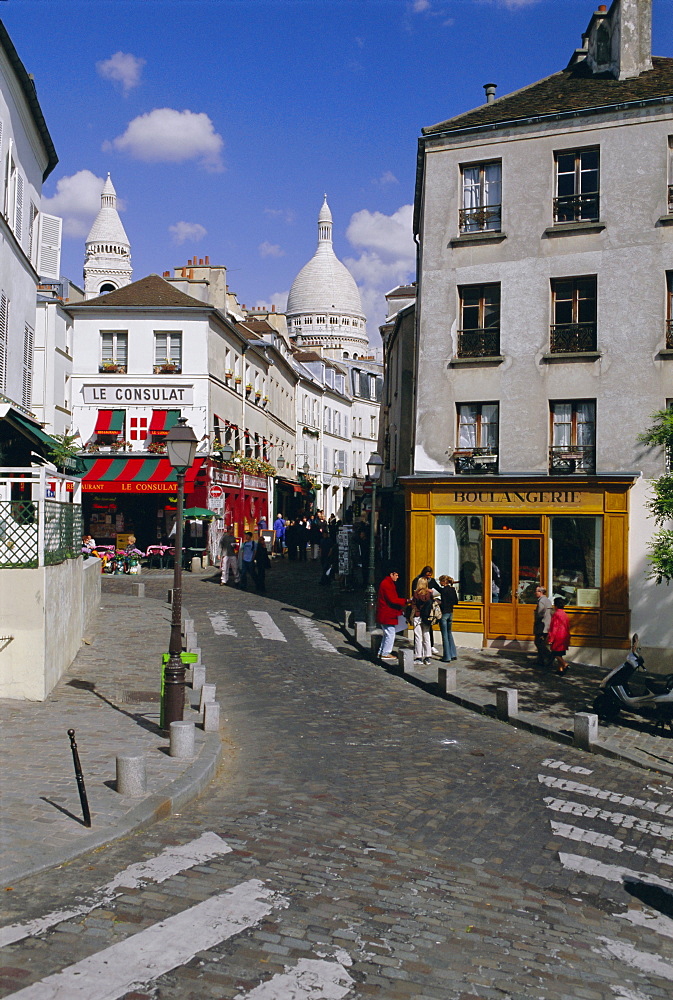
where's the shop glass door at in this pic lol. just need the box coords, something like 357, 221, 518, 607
487, 535, 541, 639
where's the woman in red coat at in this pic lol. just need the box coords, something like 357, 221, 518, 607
376, 569, 408, 660
547, 597, 571, 674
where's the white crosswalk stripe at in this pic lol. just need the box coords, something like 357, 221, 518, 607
0, 833, 231, 948
248, 610, 287, 642
289, 614, 339, 653
4, 879, 287, 1000
207, 609, 238, 636
234, 958, 354, 998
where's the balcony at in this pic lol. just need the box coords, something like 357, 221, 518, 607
457, 328, 500, 358
549, 323, 596, 354
453, 447, 499, 475
667, 319, 673, 349
459, 204, 501, 234
669, 185, 673, 214
553, 192, 599, 224
549, 445, 596, 475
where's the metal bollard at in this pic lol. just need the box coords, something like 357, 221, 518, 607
115, 755, 147, 796
169, 720, 196, 759
203, 701, 221, 732
574, 712, 598, 751
67, 729, 92, 827
438, 665, 457, 693
496, 687, 518, 721
199, 683, 216, 713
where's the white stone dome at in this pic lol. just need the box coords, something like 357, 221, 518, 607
85, 174, 130, 248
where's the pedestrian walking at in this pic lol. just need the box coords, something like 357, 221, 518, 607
297, 518, 309, 561
376, 568, 407, 661
410, 577, 438, 664
319, 528, 334, 585
238, 532, 258, 590
285, 519, 298, 560
219, 531, 240, 586
273, 513, 285, 557
309, 516, 322, 560
533, 585, 553, 666
254, 538, 271, 593
548, 597, 571, 674
437, 575, 459, 662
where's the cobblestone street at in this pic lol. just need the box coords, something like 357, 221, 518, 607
2, 560, 673, 999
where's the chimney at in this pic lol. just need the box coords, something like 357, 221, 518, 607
189, 268, 194, 278
205, 255, 210, 265
585, 0, 652, 80
181, 267, 186, 277
163, 270, 170, 277
199, 258, 204, 265
271, 304, 276, 312
483, 83, 497, 104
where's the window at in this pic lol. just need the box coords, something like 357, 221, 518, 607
667, 273, 673, 349
324, 407, 332, 433
550, 517, 602, 606
455, 403, 499, 473
4, 144, 23, 243
100, 331, 127, 372
668, 138, 673, 214
154, 332, 181, 372
550, 276, 597, 352
554, 148, 599, 223
129, 416, 148, 442
0, 292, 8, 393
435, 515, 484, 602
334, 411, 341, 436
550, 400, 596, 473
460, 161, 501, 233
370, 415, 377, 438
22, 323, 33, 409
458, 284, 500, 357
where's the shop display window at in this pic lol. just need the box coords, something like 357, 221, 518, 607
550, 516, 601, 606
435, 515, 483, 601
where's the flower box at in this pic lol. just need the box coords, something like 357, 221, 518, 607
153, 363, 181, 374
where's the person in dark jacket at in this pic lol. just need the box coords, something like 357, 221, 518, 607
411, 565, 441, 593
319, 529, 334, 585
254, 538, 271, 592
376, 569, 407, 660
533, 585, 554, 666
437, 575, 459, 662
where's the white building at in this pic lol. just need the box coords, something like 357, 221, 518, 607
83, 174, 132, 298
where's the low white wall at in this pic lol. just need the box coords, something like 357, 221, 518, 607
0, 556, 101, 700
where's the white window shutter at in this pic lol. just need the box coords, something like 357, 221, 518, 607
37, 212, 62, 279
0, 293, 7, 393
22, 323, 34, 409
14, 172, 23, 243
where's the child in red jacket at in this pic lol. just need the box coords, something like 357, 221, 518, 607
548, 597, 571, 674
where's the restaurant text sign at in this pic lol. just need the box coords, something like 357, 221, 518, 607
82, 384, 194, 405
452, 489, 582, 505
83, 482, 192, 494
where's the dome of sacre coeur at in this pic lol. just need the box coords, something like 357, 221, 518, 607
85, 174, 130, 247
286, 197, 364, 318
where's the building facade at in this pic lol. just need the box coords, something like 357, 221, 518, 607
409, 0, 673, 666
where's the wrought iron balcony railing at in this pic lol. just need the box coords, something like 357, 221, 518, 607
459, 204, 501, 233
553, 191, 600, 224
549, 445, 596, 475
668, 184, 673, 214
457, 328, 500, 358
453, 447, 499, 475
549, 323, 597, 353
667, 319, 673, 349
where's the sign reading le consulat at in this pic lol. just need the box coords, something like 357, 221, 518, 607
82, 384, 194, 405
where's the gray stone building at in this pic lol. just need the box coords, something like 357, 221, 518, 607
408, 0, 673, 666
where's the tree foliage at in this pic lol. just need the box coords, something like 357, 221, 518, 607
640, 409, 673, 584
48, 432, 80, 472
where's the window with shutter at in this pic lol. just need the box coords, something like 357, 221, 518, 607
22, 323, 34, 409
37, 214, 62, 279
15, 172, 23, 243
0, 293, 7, 392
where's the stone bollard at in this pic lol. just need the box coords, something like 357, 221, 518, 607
199, 683, 216, 713
189, 647, 202, 666
129, 582, 145, 598
354, 621, 367, 646
437, 665, 457, 694
116, 755, 147, 796
182, 618, 194, 636
167, 589, 173, 604
169, 720, 195, 759
185, 634, 199, 653
370, 634, 382, 660
203, 701, 221, 733
397, 648, 415, 674
496, 687, 518, 721
190, 556, 202, 573
192, 664, 206, 692
342, 609, 352, 634
574, 712, 598, 751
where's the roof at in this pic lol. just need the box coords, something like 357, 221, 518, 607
69, 274, 210, 309
423, 57, 673, 136
240, 318, 275, 335
0, 21, 58, 181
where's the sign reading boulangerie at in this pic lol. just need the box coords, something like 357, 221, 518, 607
82, 384, 194, 404
452, 488, 582, 505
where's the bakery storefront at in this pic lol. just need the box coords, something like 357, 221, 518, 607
403, 476, 635, 654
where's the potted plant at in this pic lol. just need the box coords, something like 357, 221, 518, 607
245, 383, 253, 393
147, 441, 167, 454
225, 369, 233, 378
110, 439, 130, 452
234, 376, 242, 385
100, 361, 122, 373
154, 360, 180, 374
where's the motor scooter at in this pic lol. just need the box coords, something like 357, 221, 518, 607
593, 634, 673, 732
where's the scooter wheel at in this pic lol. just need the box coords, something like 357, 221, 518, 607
593, 692, 620, 723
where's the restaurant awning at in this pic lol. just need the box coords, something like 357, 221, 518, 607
80, 455, 205, 493
94, 410, 125, 436
149, 409, 181, 436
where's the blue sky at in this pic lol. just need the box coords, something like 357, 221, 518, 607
4, 0, 673, 339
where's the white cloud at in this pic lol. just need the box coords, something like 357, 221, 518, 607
344, 204, 416, 338
96, 51, 145, 95
411, 0, 431, 11
104, 108, 224, 172
264, 207, 296, 224
374, 170, 398, 187
259, 241, 284, 258
169, 221, 207, 245
255, 291, 288, 313
41, 169, 108, 238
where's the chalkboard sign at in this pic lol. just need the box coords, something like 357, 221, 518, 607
259, 529, 275, 552
337, 525, 353, 575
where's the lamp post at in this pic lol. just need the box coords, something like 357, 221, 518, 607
365, 451, 383, 631
164, 418, 198, 729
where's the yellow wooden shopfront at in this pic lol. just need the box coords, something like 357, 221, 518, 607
403, 476, 635, 650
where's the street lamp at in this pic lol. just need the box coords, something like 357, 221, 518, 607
302, 461, 310, 475
277, 452, 285, 470
365, 451, 383, 631
221, 442, 234, 463
164, 417, 198, 729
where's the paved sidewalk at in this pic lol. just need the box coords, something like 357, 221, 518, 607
0, 582, 221, 885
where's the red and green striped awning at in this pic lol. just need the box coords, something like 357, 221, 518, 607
148, 409, 181, 436
94, 410, 125, 436
80, 455, 204, 494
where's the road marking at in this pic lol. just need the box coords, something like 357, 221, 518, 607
289, 615, 338, 653
4, 879, 287, 1000
550, 821, 673, 866
618, 908, 673, 941
558, 852, 673, 893
208, 610, 237, 636
234, 958, 354, 998
248, 610, 287, 642
597, 937, 673, 982
538, 774, 673, 817
0, 833, 231, 948
541, 758, 593, 774
543, 795, 673, 839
